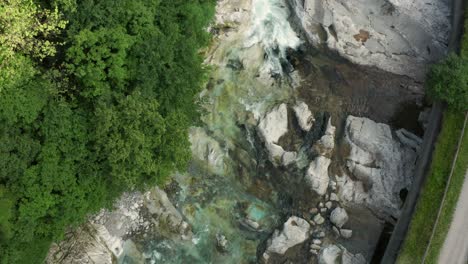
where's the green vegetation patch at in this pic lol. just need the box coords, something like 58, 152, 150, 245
397, 110, 465, 264
424, 114, 468, 263
0, 0, 216, 262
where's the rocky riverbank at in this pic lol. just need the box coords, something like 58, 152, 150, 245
46, 0, 451, 263
289, 0, 450, 81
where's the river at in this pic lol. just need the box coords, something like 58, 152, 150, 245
120, 0, 427, 263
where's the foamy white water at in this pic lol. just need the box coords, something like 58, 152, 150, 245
245, 0, 301, 75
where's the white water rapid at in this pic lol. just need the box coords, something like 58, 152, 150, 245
245, 0, 301, 75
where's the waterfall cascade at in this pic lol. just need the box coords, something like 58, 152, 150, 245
245, 0, 301, 75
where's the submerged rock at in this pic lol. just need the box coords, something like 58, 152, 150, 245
305, 156, 331, 196
216, 233, 229, 253
265, 216, 311, 255
242, 218, 261, 230
190, 127, 225, 174
291, 0, 450, 80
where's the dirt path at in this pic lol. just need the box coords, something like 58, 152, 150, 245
437, 169, 468, 264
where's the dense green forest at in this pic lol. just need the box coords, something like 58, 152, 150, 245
0, 0, 215, 262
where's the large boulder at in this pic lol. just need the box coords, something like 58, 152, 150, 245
319, 245, 342, 264
319, 245, 366, 264
313, 118, 336, 157
293, 101, 314, 131
343, 116, 420, 218
291, 0, 450, 80
258, 103, 288, 144
330, 207, 349, 228
258, 104, 292, 165
335, 174, 367, 205
305, 156, 332, 196
257, 103, 300, 167
265, 216, 311, 255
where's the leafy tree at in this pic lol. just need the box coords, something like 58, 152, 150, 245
0, 0, 67, 61
427, 53, 468, 111
0, 0, 216, 262
0, 186, 14, 243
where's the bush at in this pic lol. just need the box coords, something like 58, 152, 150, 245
426, 54, 468, 111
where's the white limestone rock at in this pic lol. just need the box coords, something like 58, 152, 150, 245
258, 104, 291, 165
319, 244, 366, 264
336, 174, 368, 205
340, 229, 353, 239
395, 128, 423, 151
342, 249, 367, 264
330, 207, 349, 228
258, 103, 288, 144
344, 116, 419, 218
314, 118, 336, 157
291, 0, 451, 81
313, 214, 325, 225
330, 193, 339, 202
282, 151, 297, 166
265, 216, 311, 255
266, 142, 286, 162
311, 244, 322, 250
319, 245, 342, 264
305, 156, 331, 196
293, 101, 314, 131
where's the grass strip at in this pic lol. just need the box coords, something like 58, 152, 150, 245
424, 113, 468, 263
397, 110, 465, 264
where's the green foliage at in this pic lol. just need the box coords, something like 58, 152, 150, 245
66, 27, 134, 98
0, 0, 67, 61
0, 0, 215, 262
427, 53, 468, 111
0, 186, 14, 243
0, 54, 49, 124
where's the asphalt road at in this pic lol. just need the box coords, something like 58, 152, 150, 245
437, 169, 468, 264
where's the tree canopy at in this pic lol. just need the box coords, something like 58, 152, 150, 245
0, 0, 215, 262
427, 53, 468, 112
